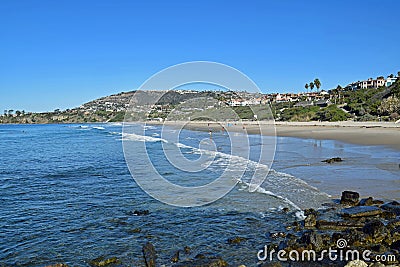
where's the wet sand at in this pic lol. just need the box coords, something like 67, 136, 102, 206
150, 121, 400, 151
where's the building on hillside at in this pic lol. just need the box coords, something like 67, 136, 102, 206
314, 99, 331, 107
347, 76, 393, 90
386, 77, 398, 87
374, 77, 385, 88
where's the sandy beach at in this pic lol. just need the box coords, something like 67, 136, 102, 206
151, 120, 400, 151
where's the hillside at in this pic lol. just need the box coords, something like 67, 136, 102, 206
1, 79, 400, 124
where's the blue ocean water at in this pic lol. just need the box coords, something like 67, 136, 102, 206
0, 124, 398, 266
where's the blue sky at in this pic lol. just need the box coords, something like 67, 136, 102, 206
1, 0, 399, 112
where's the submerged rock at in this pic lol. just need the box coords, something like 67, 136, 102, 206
88, 257, 120, 267
322, 157, 343, 163
171, 250, 180, 263
316, 220, 364, 230
344, 260, 368, 267
173, 257, 228, 267
133, 209, 150, 216
184, 246, 191, 254
381, 201, 400, 215
358, 197, 373, 206
340, 191, 360, 206
362, 220, 387, 238
227, 236, 246, 244
304, 213, 317, 228
269, 232, 287, 239
341, 206, 383, 218
300, 231, 324, 251
143, 242, 156, 267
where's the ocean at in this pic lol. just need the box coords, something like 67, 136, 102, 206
0, 123, 399, 266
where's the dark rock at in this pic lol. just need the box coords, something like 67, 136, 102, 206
133, 210, 150, 216
381, 201, 400, 215
322, 157, 343, 163
259, 262, 282, 267
340, 191, 360, 206
303, 208, 319, 216
304, 213, 317, 228
372, 199, 384, 205
143, 242, 156, 267
128, 227, 141, 233
391, 240, 400, 250
341, 206, 383, 218
269, 232, 286, 238
195, 254, 206, 259
358, 197, 373, 206
380, 210, 397, 220
282, 207, 289, 213
316, 220, 364, 230
89, 257, 120, 267
370, 243, 388, 253
362, 220, 386, 238
300, 231, 324, 251
387, 219, 400, 230
173, 257, 228, 267
171, 250, 180, 263
227, 236, 246, 244
184, 246, 191, 254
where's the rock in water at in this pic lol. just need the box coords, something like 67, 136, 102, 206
304, 213, 317, 228
143, 242, 156, 267
381, 201, 400, 215
358, 197, 373, 206
133, 209, 150, 216
171, 250, 180, 263
341, 206, 383, 218
322, 157, 343, 163
227, 236, 246, 244
88, 257, 120, 267
362, 220, 386, 238
173, 257, 228, 267
340, 191, 360, 206
300, 231, 324, 251
344, 260, 368, 267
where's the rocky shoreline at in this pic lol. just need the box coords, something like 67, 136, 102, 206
43, 190, 400, 267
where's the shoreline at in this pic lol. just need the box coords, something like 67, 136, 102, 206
150, 121, 400, 151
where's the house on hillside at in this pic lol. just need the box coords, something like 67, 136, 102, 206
294, 101, 313, 107
386, 77, 398, 87
314, 99, 331, 107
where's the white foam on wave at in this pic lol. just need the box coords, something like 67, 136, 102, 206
237, 179, 302, 211
122, 133, 168, 143
120, 127, 329, 211
143, 125, 156, 130
93, 126, 105, 130
168, 139, 330, 210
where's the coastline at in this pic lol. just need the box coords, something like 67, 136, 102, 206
151, 121, 400, 151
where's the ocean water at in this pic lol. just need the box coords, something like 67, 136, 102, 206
0, 123, 398, 266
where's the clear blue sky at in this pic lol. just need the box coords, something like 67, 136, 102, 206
1, 0, 399, 112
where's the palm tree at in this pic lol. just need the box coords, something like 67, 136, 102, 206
314, 78, 321, 92
334, 85, 342, 104
305, 83, 309, 93
309, 82, 315, 93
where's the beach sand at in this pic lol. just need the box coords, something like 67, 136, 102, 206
150, 120, 400, 151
